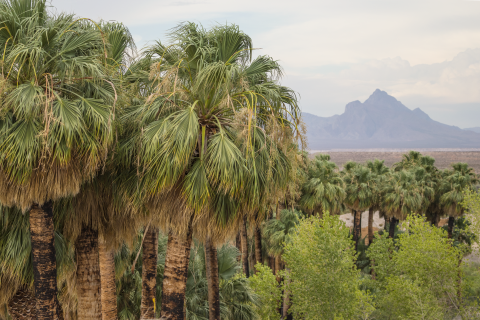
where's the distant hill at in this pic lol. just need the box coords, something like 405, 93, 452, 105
304, 89, 480, 150
465, 127, 480, 134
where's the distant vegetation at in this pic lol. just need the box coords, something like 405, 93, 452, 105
0, 1, 479, 320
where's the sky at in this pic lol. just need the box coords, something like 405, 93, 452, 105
52, 0, 480, 128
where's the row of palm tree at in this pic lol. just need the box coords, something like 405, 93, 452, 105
0, 1, 303, 320
296, 151, 479, 252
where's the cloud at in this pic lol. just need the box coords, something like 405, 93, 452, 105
51, 0, 480, 127
287, 48, 480, 128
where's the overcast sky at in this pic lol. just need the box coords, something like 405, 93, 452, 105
52, 0, 480, 128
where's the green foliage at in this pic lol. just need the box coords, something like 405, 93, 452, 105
249, 264, 281, 320
376, 276, 444, 320
463, 189, 480, 242
462, 262, 480, 305
368, 214, 468, 319
343, 165, 375, 212
442, 216, 477, 255
282, 213, 372, 319
299, 155, 345, 215
262, 209, 301, 257
0, 0, 117, 209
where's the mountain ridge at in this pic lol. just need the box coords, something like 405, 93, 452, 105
304, 89, 480, 150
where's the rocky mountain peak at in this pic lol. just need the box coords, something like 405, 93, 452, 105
303, 90, 480, 149
412, 108, 431, 120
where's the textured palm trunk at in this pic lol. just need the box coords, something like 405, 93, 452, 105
8, 288, 37, 319
368, 208, 374, 245
275, 256, 282, 283
353, 210, 362, 251
254, 226, 262, 273
29, 202, 61, 320
268, 255, 276, 273
205, 238, 220, 320
388, 217, 398, 239
161, 219, 193, 320
432, 213, 440, 227
141, 226, 159, 320
448, 216, 455, 239
240, 216, 250, 277
76, 226, 102, 320
98, 234, 117, 320
235, 231, 242, 261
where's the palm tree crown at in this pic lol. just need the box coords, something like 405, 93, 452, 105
300, 154, 345, 215
0, 0, 115, 211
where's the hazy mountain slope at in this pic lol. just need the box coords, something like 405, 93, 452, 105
465, 127, 480, 134
305, 89, 480, 149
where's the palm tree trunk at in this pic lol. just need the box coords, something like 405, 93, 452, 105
433, 213, 440, 227
353, 210, 362, 251
141, 226, 159, 320
76, 226, 102, 320
240, 216, 249, 277
448, 216, 455, 239
29, 202, 61, 320
205, 238, 220, 320
254, 226, 262, 273
268, 255, 275, 274
98, 234, 117, 320
235, 231, 241, 261
368, 208, 374, 245
275, 255, 282, 283
8, 288, 37, 320
161, 218, 193, 320
388, 217, 397, 239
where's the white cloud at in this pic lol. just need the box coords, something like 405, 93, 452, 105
286, 49, 480, 128
51, 0, 480, 127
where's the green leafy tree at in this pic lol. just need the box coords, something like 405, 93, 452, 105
282, 213, 372, 319
368, 214, 465, 319
248, 263, 281, 320
462, 189, 480, 242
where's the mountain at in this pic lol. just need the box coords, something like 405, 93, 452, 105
465, 127, 480, 134
304, 89, 480, 150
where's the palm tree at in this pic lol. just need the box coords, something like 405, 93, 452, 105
51, 21, 136, 320
440, 163, 479, 238
365, 159, 390, 244
0, 1, 114, 318
125, 23, 299, 320
382, 169, 435, 238
343, 165, 375, 251
300, 154, 346, 216
393, 150, 424, 171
